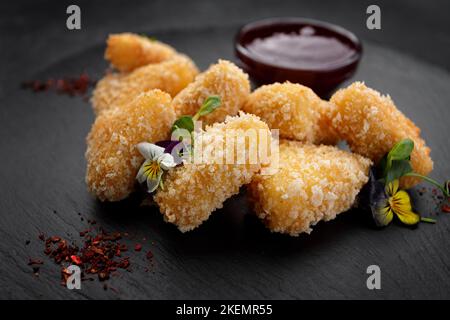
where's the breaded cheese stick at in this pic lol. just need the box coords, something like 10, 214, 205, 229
248, 140, 371, 236
86, 90, 175, 201
243, 82, 337, 144
105, 33, 176, 72
171, 60, 250, 126
92, 54, 199, 115
154, 112, 271, 232
330, 82, 433, 188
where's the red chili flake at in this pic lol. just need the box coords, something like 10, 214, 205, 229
31, 221, 155, 289
91, 247, 105, 256
118, 258, 130, 269
21, 73, 95, 97
70, 255, 82, 265
442, 205, 450, 213
38, 233, 45, 241
146, 251, 153, 260
61, 267, 72, 284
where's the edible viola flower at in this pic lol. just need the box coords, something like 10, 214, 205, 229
373, 179, 420, 226
136, 142, 176, 193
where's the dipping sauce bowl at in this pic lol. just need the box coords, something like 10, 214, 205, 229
235, 17, 362, 97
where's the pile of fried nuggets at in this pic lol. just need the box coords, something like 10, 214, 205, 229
85, 33, 433, 236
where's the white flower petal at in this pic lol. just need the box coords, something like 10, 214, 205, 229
136, 160, 150, 183
158, 153, 177, 170
137, 142, 165, 160
146, 174, 161, 193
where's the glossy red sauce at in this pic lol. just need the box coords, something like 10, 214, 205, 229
235, 18, 362, 97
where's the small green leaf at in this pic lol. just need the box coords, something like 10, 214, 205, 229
171, 116, 194, 134
386, 139, 414, 170
386, 159, 413, 183
193, 96, 221, 120
381, 139, 414, 180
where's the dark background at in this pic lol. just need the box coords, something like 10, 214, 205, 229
0, 0, 450, 299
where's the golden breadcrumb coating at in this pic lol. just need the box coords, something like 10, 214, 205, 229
92, 54, 199, 115
243, 82, 334, 143
171, 59, 250, 126
315, 101, 339, 145
86, 90, 175, 202
330, 82, 433, 188
154, 112, 271, 232
105, 33, 176, 72
248, 140, 372, 236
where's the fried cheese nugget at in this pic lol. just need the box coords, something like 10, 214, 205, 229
92, 54, 199, 115
243, 82, 337, 144
171, 60, 250, 126
330, 82, 433, 188
105, 33, 177, 72
248, 140, 371, 236
86, 90, 175, 201
154, 112, 271, 232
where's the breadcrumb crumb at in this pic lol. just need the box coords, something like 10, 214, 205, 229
92, 54, 199, 115
154, 112, 271, 232
171, 59, 250, 126
248, 140, 371, 236
330, 82, 433, 188
86, 90, 175, 201
105, 33, 177, 72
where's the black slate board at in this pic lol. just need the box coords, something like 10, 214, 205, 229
1, 25, 450, 300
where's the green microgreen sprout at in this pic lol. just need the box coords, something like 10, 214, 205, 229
170, 95, 221, 135
192, 95, 221, 121
380, 139, 449, 197
169, 96, 221, 158
366, 138, 448, 227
